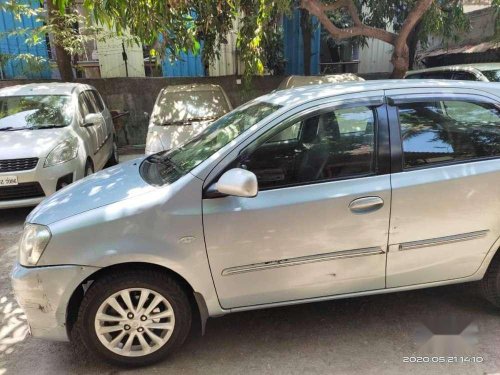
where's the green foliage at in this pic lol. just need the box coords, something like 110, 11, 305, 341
59, 0, 291, 84
50, 0, 470, 80
1, 0, 139, 77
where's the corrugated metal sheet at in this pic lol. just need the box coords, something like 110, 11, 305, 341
162, 50, 205, 77
209, 18, 244, 76
0, 0, 51, 79
283, 10, 321, 75
357, 38, 393, 74
96, 27, 145, 78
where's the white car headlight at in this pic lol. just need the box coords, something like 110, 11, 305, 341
44, 137, 79, 167
19, 224, 51, 266
145, 133, 165, 155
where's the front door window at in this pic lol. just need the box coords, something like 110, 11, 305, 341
240, 106, 377, 189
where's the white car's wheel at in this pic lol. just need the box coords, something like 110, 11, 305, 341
74, 270, 192, 366
106, 139, 119, 167
84, 160, 94, 177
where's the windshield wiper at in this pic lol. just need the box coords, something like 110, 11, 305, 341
160, 117, 216, 126
0, 127, 28, 131
35, 125, 66, 129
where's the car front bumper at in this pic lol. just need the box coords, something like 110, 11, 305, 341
0, 156, 85, 209
10, 262, 99, 342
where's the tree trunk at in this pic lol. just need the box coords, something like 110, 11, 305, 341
407, 21, 422, 70
300, 0, 434, 79
300, 9, 312, 75
390, 42, 409, 78
47, 0, 74, 81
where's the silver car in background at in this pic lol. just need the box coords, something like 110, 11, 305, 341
145, 84, 232, 154
0, 83, 118, 208
405, 63, 500, 82
11, 80, 500, 367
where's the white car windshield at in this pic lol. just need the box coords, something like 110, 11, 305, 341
0, 95, 73, 131
152, 90, 230, 125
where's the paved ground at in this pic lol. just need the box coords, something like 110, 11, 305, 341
1, 155, 500, 374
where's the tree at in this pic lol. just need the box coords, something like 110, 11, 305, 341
1, 0, 127, 81
300, 0, 469, 77
46, 0, 74, 81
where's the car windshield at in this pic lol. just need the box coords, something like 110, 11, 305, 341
152, 89, 231, 125
140, 101, 281, 186
480, 69, 500, 82
0, 95, 73, 130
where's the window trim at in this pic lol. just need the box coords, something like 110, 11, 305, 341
204, 99, 389, 196
90, 90, 105, 112
388, 94, 500, 172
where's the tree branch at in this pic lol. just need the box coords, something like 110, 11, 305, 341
300, 0, 397, 45
395, 0, 434, 50
321, 0, 361, 27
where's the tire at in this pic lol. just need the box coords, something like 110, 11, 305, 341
106, 138, 119, 167
73, 270, 192, 367
481, 254, 500, 308
84, 160, 94, 177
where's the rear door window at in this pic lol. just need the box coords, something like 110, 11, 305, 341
397, 100, 500, 169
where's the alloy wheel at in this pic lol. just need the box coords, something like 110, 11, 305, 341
94, 288, 175, 357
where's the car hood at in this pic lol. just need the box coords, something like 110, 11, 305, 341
148, 120, 212, 151
0, 128, 70, 159
27, 157, 156, 225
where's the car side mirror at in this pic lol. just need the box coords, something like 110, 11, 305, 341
208, 168, 258, 198
83, 113, 101, 127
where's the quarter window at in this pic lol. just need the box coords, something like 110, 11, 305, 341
241, 106, 377, 189
90, 90, 105, 112
398, 100, 500, 169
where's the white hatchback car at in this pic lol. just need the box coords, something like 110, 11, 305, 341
145, 84, 232, 154
0, 83, 118, 208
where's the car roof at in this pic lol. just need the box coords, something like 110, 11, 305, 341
406, 63, 500, 76
278, 74, 364, 90
161, 84, 224, 93
258, 79, 500, 108
0, 82, 92, 97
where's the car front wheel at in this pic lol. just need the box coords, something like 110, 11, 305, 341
74, 270, 192, 366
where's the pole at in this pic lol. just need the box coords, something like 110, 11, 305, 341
122, 41, 129, 77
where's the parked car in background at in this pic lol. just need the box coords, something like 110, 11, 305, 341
145, 84, 232, 154
11, 80, 500, 366
0, 83, 118, 209
276, 73, 364, 90
405, 63, 500, 82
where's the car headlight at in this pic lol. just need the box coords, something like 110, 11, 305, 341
145, 133, 165, 155
19, 224, 51, 266
44, 137, 79, 167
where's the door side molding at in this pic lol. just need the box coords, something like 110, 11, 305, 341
222, 246, 385, 276
398, 230, 489, 251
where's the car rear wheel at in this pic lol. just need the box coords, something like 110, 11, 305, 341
74, 270, 192, 367
481, 254, 500, 308
106, 138, 119, 167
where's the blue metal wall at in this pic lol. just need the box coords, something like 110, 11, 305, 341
162, 50, 205, 77
0, 0, 51, 79
283, 9, 321, 75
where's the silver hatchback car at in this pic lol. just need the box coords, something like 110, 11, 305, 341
11, 80, 500, 366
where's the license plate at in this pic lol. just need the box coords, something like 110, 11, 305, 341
0, 175, 18, 186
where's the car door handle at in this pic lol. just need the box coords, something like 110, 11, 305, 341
349, 196, 384, 213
